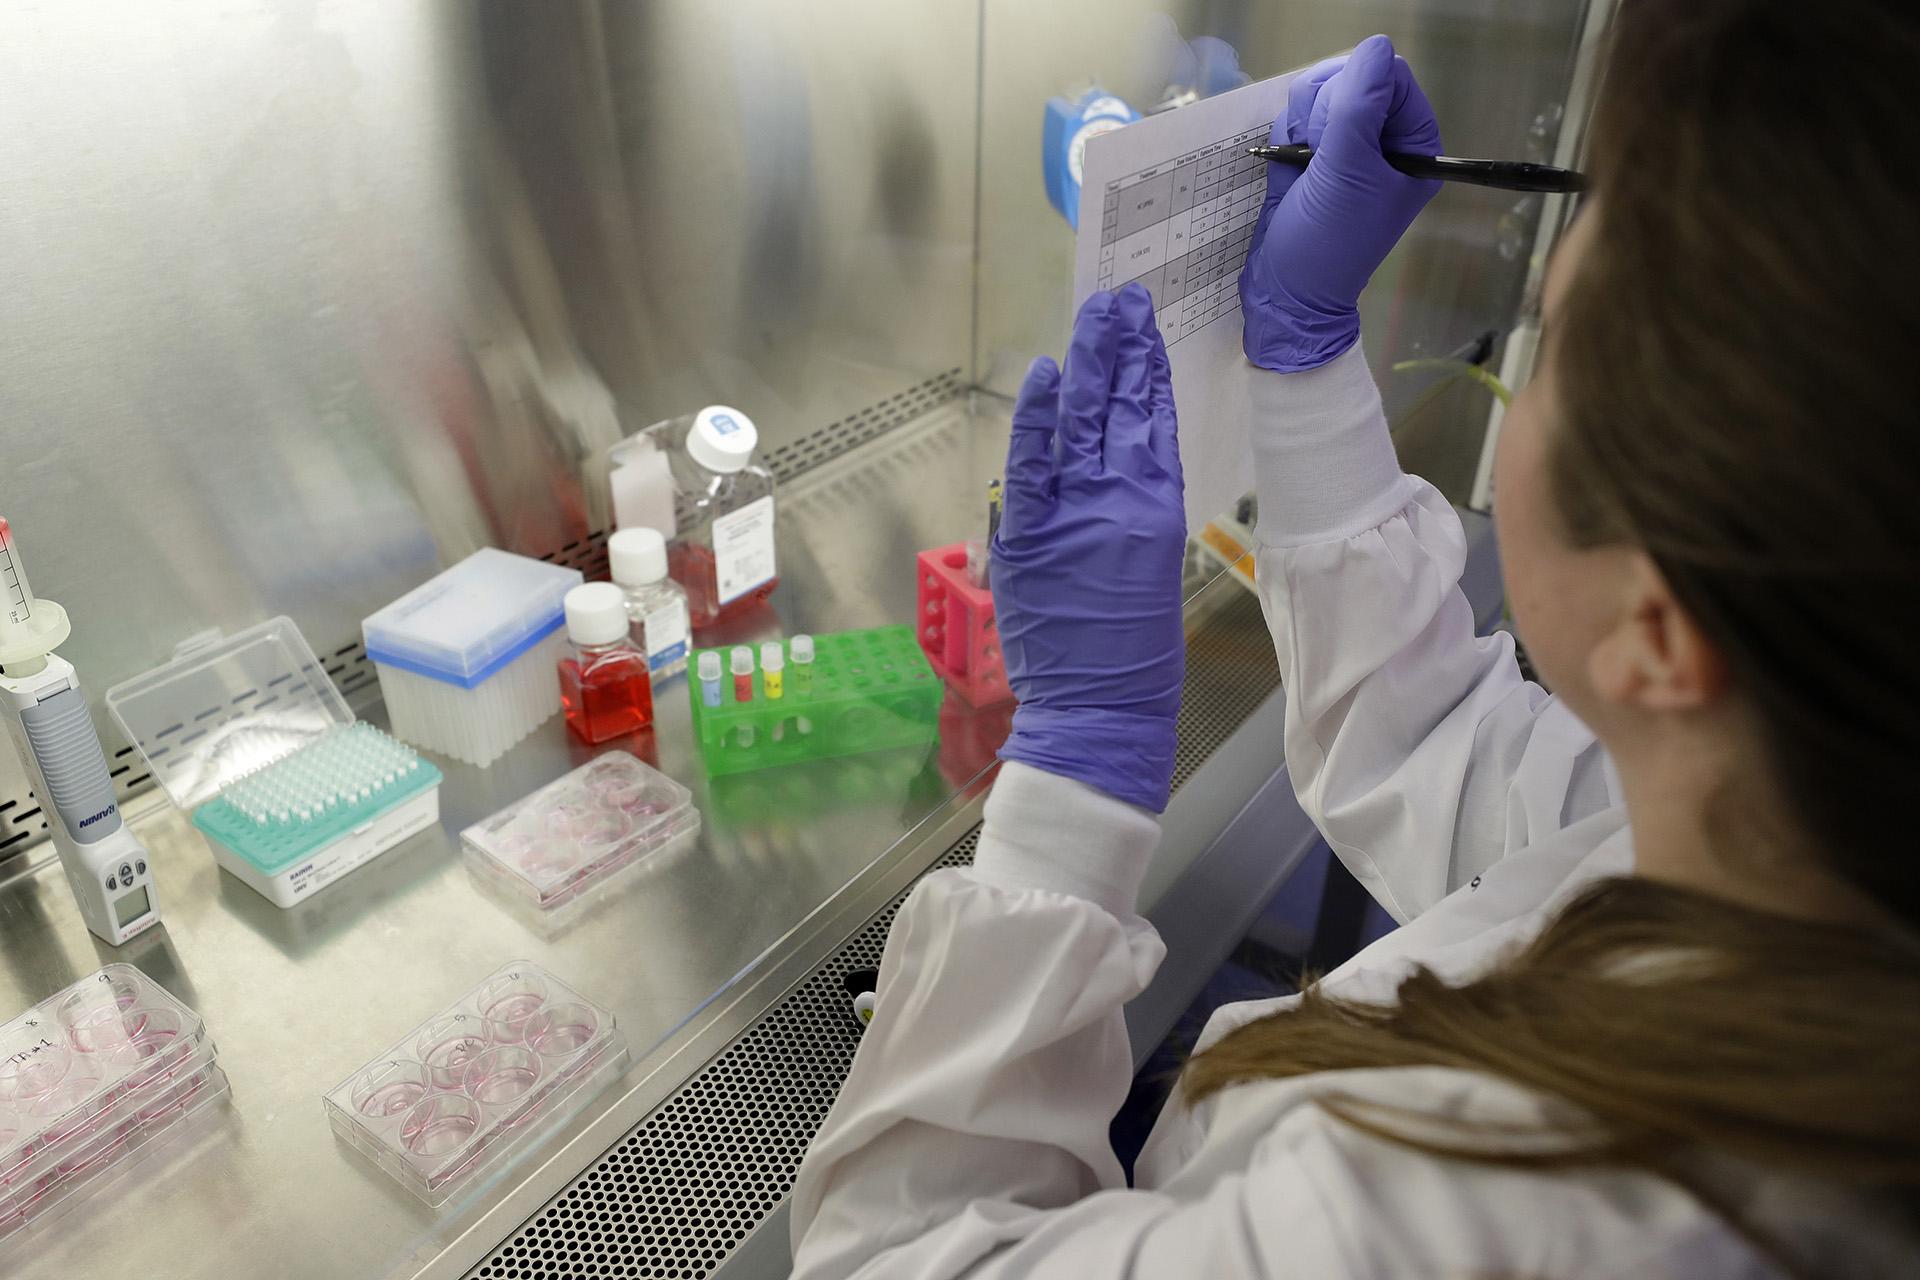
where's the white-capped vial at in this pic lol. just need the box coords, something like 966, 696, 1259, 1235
791, 634, 814, 696
730, 644, 755, 703
698, 650, 724, 708
761, 641, 785, 700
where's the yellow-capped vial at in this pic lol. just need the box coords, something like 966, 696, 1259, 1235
760, 641, 785, 699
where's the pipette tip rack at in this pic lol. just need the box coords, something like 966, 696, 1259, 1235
193, 724, 442, 907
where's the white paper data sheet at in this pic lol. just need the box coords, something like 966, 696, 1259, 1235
1074, 70, 1297, 530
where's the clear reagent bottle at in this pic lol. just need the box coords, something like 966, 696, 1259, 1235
608, 527, 690, 681
666, 406, 779, 627
558, 583, 654, 744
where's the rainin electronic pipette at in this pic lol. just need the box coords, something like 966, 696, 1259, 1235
0, 516, 159, 945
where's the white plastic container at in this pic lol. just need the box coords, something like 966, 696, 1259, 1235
362, 550, 583, 768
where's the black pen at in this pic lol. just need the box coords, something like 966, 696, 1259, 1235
1246, 143, 1587, 194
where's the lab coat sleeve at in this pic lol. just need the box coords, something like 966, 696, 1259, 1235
1249, 347, 1613, 923
789, 762, 1168, 1279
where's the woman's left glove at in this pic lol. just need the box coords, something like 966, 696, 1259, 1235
992, 282, 1187, 813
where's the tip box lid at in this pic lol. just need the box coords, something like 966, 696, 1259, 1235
361, 549, 582, 688
104, 616, 351, 812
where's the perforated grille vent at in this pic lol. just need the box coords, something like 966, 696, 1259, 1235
469, 833, 982, 1280
466, 588, 1281, 1280
761, 369, 965, 480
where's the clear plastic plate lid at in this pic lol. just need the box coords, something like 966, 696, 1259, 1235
104, 617, 352, 812
322, 961, 627, 1204
460, 753, 700, 906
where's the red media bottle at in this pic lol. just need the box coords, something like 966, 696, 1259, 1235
558, 583, 654, 744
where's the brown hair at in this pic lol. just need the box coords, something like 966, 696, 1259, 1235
1187, 0, 1920, 1267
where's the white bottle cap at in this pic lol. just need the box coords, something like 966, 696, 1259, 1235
790, 634, 815, 664
687, 406, 758, 474
729, 644, 755, 676
698, 650, 722, 681
760, 641, 784, 672
608, 527, 670, 587
564, 582, 631, 647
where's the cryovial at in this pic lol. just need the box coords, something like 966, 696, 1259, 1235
790, 634, 815, 697
729, 645, 755, 703
760, 641, 784, 700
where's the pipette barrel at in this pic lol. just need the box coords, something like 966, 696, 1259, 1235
0, 516, 37, 632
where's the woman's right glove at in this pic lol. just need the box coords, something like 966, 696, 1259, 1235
1239, 34, 1443, 373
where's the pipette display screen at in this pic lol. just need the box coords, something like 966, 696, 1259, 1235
113, 886, 151, 928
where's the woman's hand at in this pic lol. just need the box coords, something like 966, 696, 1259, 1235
1240, 34, 1442, 373
992, 282, 1186, 813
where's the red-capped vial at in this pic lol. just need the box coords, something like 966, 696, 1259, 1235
729, 644, 755, 703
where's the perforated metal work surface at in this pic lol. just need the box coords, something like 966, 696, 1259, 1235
469, 830, 980, 1280
467, 586, 1280, 1280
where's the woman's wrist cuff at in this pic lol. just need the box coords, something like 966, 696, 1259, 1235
973, 761, 1163, 916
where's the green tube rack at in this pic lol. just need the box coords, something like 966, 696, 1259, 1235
687, 626, 941, 776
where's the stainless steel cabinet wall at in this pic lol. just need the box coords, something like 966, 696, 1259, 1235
0, 0, 1589, 852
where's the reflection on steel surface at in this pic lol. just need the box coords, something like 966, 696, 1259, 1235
0, 0, 977, 837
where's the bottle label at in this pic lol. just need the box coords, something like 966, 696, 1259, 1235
711, 495, 777, 605
643, 596, 690, 672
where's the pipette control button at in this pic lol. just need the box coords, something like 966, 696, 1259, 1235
135, 860, 146, 875
104, 875, 116, 891
118, 863, 133, 882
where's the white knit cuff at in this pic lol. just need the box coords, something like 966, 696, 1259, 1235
969, 762, 1163, 918
1250, 344, 1413, 548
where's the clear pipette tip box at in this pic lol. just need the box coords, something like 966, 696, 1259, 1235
461, 752, 701, 909
1, 966, 230, 1238
363, 549, 583, 768
323, 962, 628, 1206
106, 617, 444, 909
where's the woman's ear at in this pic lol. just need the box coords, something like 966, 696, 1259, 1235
1587, 552, 1728, 712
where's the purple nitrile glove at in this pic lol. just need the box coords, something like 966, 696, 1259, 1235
1240, 34, 1443, 373
992, 282, 1186, 813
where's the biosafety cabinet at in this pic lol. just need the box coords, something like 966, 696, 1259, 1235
0, 1, 1605, 1275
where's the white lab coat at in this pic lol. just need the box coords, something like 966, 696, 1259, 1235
789, 350, 1911, 1278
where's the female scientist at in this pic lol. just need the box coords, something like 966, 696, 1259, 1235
792, 3, 1920, 1275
